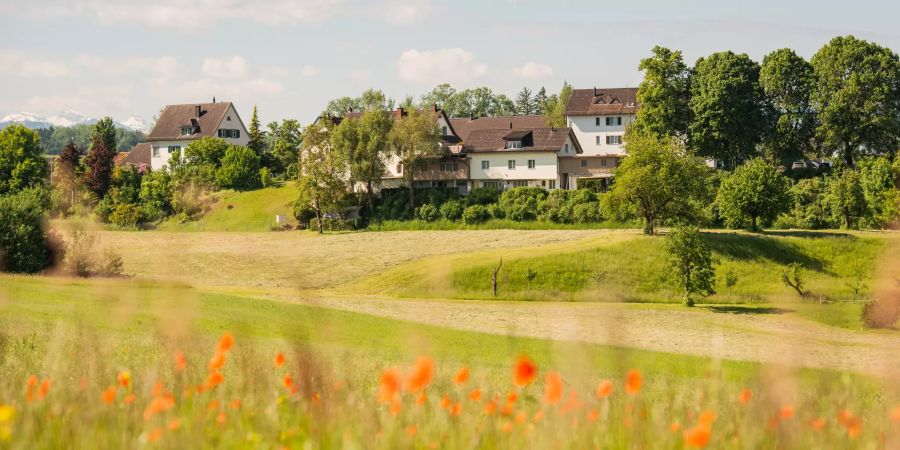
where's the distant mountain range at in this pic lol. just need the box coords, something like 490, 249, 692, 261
0, 109, 149, 133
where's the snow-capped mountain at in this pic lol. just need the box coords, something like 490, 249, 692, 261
0, 110, 148, 132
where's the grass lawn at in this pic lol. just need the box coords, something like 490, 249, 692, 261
155, 182, 299, 232
368, 218, 641, 231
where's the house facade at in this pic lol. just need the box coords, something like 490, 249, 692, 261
563, 87, 638, 189
145, 101, 249, 171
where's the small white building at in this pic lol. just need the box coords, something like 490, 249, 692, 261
465, 127, 582, 191
146, 101, 249, 170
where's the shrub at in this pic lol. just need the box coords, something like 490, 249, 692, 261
415, 203, 440, 222
781, 262, 806, 296
108, 203, 143, 228
259, 167, 273, 187
487, 203, 505, 219
309, 218, 356, 232
572, 202, 602, 223
664, 225, 716, 306
499, 187, 547, 221
440, 200, 464, 221
466, 187, 501, 206
861, 299, 899, 329
216, 146, 262, 191
138, 170, 172, 220
462, 205, 490, 225
62, 226, 124, 277
0, 187, 54, 273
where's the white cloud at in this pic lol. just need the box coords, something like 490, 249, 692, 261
175, 78, 284, 99
397, 48, 487, 84
75, 54, 180, 78
202, 56, 251, 78
300, 65, 319, 77
375, 0, 432, 25
513, 62, 554, 80
0, 50, 71, 77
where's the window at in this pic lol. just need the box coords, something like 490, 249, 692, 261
596, 136, 601, 145
595, 117, 601, 126
181, 126, 193, 136
512, 180, 528, 188
481, 160, 489, 170
226, 116, 232, 121
218, 129, 240, 139
564, 143, 569, 153
440, 162, 459, 172
442, 126, 448, 135
167, 146, 181, 154
397, 164, 403, 174
506, 140, 522, 149
152, 147, 160, 157
549, 180, 556, 189
606, 135, 623, 145
541, 180, 546, 187
482, 180, 502, 190
601, 158, 607, 167
580, 160, 587, 168
606, 116, 622, 126
527, 160, 536, 169
508, 160, 516, 170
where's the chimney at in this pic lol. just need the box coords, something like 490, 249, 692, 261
397, 106, 405, 117
194, 105, 202, 117
432, 103, 438, 113
212, 96, 216, 103
593, 87, 599, 96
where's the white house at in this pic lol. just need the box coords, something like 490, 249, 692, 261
146, 101, 249, 170
562, 87, 638, 188
465, 126, 582, 191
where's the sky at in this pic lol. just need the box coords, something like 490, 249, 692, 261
2, 0, 900, 126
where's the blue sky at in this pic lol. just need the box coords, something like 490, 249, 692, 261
1, 0, 899, 126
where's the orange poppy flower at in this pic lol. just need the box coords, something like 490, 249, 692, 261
484, 400, 497, 415
101, 386, 117, 404
151, 381, 165, 397
208, 352, 226, 371
454, 367, 469, 385
217, 332, 234, 354
506, 391, 518, 404
274, 352, 286, 368
216, 412, 227, 424
595, 379, 613, 399
779, 405, 794, 419
416, 392, 427, 405
533, 409, 545, 423
440, 394, 452, 409
123, 393, 137, 404
624, 370, 642, 396
38, 379, 51, 400
208, 399, 220, 411
587, 409, 599, 423
670, 421, 681, 433
167, 419, 180, 431
513, 356, 537, 387
516, 411, 529, 423
283, 374, 294, 390
390, 400, 402, 416
230, 399, 241, 410
698, 410, 716, 426
450, 402, 461, 417
738, 388, 752, 405
147, 427, 164, 443
405, 425, 417, 437
543, 371, 564, 405
144, 396, 176, 421
117, 371, 131, 388
26, 375, 38, 402
683, 424, 712, 448
469, 389, 482, 401
890, 406, 900, 422
174, 351, 187, 371
206, 371, 224, 389
406, 357, 435, 392
378, 368, 402, 404
810, 417, 826, 430
501, 421, 513, 433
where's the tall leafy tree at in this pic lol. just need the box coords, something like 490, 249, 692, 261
389, 110, 442, 213
420, 84, 460, 115
82, 117, 118, 198
331, 110, 391, 214
760, 48, 818, 166
533, 87, 549, 117
0, 124, 48, 196
267, 120, 303, 177
858, 156, 899, 228
824, 168, 867, 229
515, 87, 533, 115
544, 81, 573, 128
716, 159, 791, 231
664, 225, 716, 307
811, 35, 900, 166
689, 52, 767, 168
325, 89, 394, 117
297, 120, 350, 233
247, 105, 266, 157
55, 141, 83, 210
602, 134, 710, 235
216, 146, 262, 191
631, 46, 692, 141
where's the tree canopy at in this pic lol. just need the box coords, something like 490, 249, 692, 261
759, 48, 817, 165
0, 124, 48, 196
631, 46, 692, 141
716, 159, 791, 231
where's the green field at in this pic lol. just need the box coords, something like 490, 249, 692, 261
155, 182, 299, 232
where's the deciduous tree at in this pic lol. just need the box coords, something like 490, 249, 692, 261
297, 120, 350, 233
331, 110, 391, 213
716, 159, 791, 231
0, 124, 48, 196
759, 48, 817, 165
664, 225, 716, 307
389, 110, 442, 213
82, 117, 118, 198
631, 46, 692, 142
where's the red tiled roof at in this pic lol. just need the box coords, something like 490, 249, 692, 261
120, 142, 151, 166
565, 88, 638, 116
147, 102, 235, 141
449, 115, 547, 142
462, 127, 580, 153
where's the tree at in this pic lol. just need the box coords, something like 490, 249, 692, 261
247, 105, 266, 157
420, 84, 459, 115
177, 137, 230, 187
267, 120, 303, 177
331, 110, 391, 213
602, 134, 710, 235
515, 87, 534, 115
0, 187, 54, 273
630, 46, 692, 141
533, 87, 550, 117
82, 117, 118, 198
664, 225, 716, 306
389, 109, 442, 213
689, 52, 767, 168
0, 124, 48, 196
824, 168, 867, 229
716, 159, 791, 231
297, 120, 350, 233
325, 89, 394, 117
216, 146, 262, 191
759, 49, 817, 165
858, 156, 900, 228
811, 35, 900, 166
544, 81, 573, 128
54, 141, 83, 211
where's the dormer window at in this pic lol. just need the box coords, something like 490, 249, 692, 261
181, 126, 194, 136
506, 140, 522, 149
594, 97, 607, 104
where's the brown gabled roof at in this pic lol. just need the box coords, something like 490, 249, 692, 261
463, 127, 581, 154
449, 115, 547, 142
147, 102, 235, 141
328, 106, 461, 144
120, 142, 151, 166
565, 88, 638, 116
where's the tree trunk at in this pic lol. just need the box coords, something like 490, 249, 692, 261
407, 166, 416, 217
643, 215, 655, 235
844, 211, 851, 229
314, 199, 323, 234
751, 215, 758, 232
366, 179, 375, 216
491, 258, 503, 297
843, 143, 855, 167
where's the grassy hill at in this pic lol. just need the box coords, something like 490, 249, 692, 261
156, 182, 298, 232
